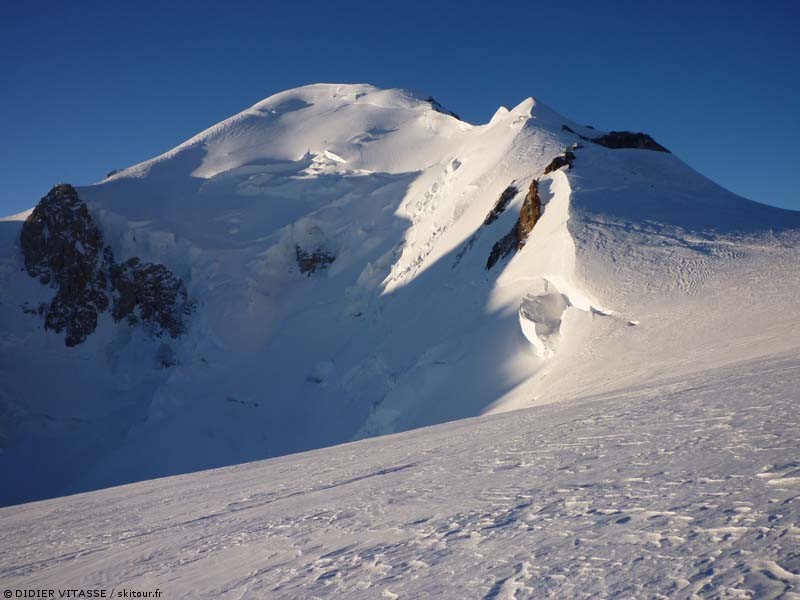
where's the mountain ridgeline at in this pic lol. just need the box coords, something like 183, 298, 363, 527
2, 83, 799, 507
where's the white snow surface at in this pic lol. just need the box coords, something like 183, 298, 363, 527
1, 352, 799, 598
1, 83, 800, 509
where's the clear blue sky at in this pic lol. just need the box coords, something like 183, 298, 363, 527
2, 0, 798, 215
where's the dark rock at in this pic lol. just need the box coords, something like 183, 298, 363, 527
486, 229, 518, 270
486, 180, 542, 269
20, 184, 111, 346
296, 245, 335, 276
543, 151, 576, 175
591, 131, 669, 152
105, 169, 120, 179
517, 179, 543, 249
483, 185, 518, 225
21, 184, 106, 285
456, 183, 524, 268
426, 96, 461, 121
46, 283, 110, 346
565, 123, 668, 151
21, 184, 193, 345
110, 257, 191, 337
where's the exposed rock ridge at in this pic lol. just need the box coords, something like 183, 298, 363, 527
483, 185, 519, 225
486, 180, 542, 270
517, 180, 543, 248
543, 151, 576, 175
452, 184, 519, 268
592, 131, 669, 152
426, 96, 461, 121
483, 145, 581, 270
20, 184, 193, 346
561, 124, 669, 152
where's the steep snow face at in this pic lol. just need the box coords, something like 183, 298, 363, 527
1, 83, 799, 505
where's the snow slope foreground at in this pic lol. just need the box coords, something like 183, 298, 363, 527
1, 352, 799, 598
1, 83, 800, 505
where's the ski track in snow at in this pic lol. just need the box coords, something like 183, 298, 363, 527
2, 352, 798, 599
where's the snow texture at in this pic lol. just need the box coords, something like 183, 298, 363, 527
1, 83, 799, 512
1, 352, 798, 598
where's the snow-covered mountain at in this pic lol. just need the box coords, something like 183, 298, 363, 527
1, 83, 799, 507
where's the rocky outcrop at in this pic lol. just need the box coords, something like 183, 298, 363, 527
517, 179, 543, 248
454, 184, 524, 269
543, 151, 575, 175
110, 257, 191, 337
483, 185, 518, 225
296, 245, 335, 276
21, 184, 192, 346
486, 229, 518, 270
486, 180, 542, 270
20, 184, 111, 346
591, 131, 669, 152
21, 184, 106, 286
426, 96, 461, 121
562, 124, 669, 152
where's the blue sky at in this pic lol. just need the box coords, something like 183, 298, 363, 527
1, 0, 798, 215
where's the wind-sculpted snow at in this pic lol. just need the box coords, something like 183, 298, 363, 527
1, 83, 800, 505
1, 353, 798, 598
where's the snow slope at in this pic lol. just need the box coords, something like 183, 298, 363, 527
1, 83, 799, 506
1, 351, 798, 598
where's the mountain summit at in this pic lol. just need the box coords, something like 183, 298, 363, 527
1, 83, 799, 505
